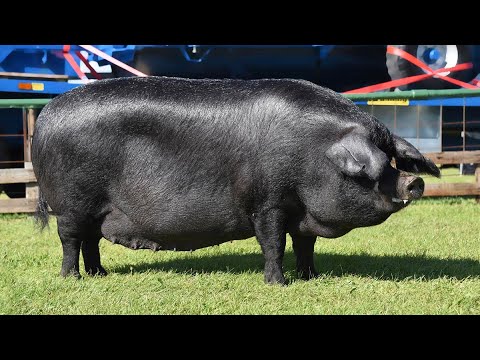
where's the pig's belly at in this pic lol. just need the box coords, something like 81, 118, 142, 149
103, 222, 256, 251
125, 230, 256, 251
101, 193, 255, 251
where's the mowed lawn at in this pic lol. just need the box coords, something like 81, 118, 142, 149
1, 169, 480, 314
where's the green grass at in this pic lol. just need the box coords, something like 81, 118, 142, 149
1, 195, 480, 314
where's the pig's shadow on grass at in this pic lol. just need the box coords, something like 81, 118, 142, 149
111, 251, 480, 281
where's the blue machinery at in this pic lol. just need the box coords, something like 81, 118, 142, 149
0, 45, 151, 95
1, 45, 479, 95
0, 45, 336, 95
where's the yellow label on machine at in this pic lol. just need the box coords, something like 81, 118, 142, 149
31, 83, 44, 91
367, 99, 409, 106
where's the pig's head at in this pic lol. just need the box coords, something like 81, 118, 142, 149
297, 129, 440, 238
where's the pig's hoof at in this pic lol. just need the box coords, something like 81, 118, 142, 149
86, 266, 108, 277
60, 268, 82, 279
264, 272, 287, 286
297, 268, 319, 280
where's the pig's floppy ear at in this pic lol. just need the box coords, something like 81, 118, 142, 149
393, 135, 441, 178
326, 133, 389, 181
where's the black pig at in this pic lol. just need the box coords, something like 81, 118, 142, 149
31, 77, 440, 285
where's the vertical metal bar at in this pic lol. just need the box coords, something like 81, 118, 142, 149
417, 105, 422, 152
25, 108, 38, 199
393, 105, 397, 135
476, 165, 480, 204
22, 108, 28, 163
27, 108, 35, 140
461, 98, 466, 175
439, 104, 443, 153
24, 108, 34, 163
463, 98, 466, 152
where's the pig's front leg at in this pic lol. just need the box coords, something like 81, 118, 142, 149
292, 234, 319, 280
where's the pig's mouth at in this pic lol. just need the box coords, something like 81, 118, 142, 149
391, 197, 409, 205
383, 196, 410, 213
374, 183, 412, 209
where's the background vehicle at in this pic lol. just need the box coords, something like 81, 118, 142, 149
1, 45, 479, 94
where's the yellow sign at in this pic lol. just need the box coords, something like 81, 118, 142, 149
31, 83, 45, 91
367, 99, 409, 106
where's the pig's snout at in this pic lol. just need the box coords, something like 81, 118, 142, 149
398, 176, 425, 201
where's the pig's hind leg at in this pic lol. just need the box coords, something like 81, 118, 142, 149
82, 236, 107, 276
57, 215, 105, 278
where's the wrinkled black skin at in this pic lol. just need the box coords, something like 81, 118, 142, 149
32, 76, 440, 284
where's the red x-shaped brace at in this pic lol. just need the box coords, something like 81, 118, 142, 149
344, 45, 479, 94
62, 45, 148, 82
62, 45, 89, 82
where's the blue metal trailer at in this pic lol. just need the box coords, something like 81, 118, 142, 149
1, 45, 478, 95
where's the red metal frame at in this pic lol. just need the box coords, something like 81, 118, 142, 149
79, 45, 148, 77
62, 45, 88, 81
344, 45, 479, 94
61, 45, 146, 82
75, 51, 102, 80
